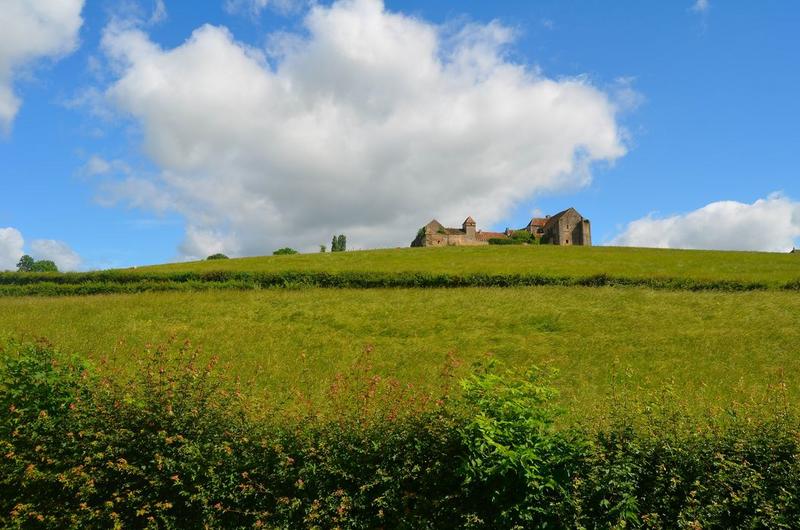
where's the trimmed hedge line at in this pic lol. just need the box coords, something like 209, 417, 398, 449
0, 270, 795, 296
2, 342, 799, 529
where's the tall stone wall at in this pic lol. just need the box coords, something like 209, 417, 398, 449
414, 232, 488, 247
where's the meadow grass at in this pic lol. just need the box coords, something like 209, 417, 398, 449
1, 285, 798, 421
135, 245, 800, 286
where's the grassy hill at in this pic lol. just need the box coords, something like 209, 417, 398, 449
2, 245, 797, 296
138, 245, 800, 285
1, 245, 798, 421
1, 287, 798, 421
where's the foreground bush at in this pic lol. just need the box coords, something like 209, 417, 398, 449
2, 341, 799, 528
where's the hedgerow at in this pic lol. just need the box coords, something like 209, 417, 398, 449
2, 341, 799, 528
0, 269, 790, 297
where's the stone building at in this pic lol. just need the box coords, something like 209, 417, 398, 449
526, 207, 592, 246
411, 208, 591, 247
410, 216, 507, 247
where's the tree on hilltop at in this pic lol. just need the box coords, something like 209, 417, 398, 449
16, 255, 35, 272
16, 255, 59, 273
30, 260, 58, 272
273, 247, 298, 255
331, 234, 347, 252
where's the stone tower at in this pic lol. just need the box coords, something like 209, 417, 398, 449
462, 216, 476, 239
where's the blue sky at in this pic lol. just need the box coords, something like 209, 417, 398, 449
1, 0, 799, 270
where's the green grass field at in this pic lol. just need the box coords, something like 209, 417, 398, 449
2, 245, 798, 420
136, 245, 800, 286
1, 280, 798, 420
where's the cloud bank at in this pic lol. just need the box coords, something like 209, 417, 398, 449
0, 227, 81, 271
0, 0, 84, 132
30, 239, 82, 271
611, 194, 800, 252
100, 0, 627, 258
0, 228, 24, 271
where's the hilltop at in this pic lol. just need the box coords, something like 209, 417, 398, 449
137, 244, 798, 285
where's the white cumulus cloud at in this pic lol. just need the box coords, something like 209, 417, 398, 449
611, 193, 800, 252
0, 0, 85, 132
30, 239, 82, 271
0, 227, 24, 271
0, 227, 81, 271
100, 0, 627, 258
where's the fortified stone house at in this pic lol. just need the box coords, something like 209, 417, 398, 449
411, 208, 591, 247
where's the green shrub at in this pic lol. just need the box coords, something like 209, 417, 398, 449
459, 365, 586, 527
510, 230, 534, 243
2, 341, 799, 528
0, 341, 465, 529
785, 279, 800, 290
488, 232, 533, 245
572, 417, 800, 528
206, 253, 229, 260
0, 342, 93, 526
273, 248, 299, 256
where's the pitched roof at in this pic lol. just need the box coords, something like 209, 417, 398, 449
424, 219, 445, 232
476, 231, 507, 241
544, 208, 581, 230
548, 208, 574, 222
463, 216, 476, 225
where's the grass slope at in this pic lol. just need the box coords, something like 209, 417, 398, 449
2, 286, 798, 420
137, 245, 800, 285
